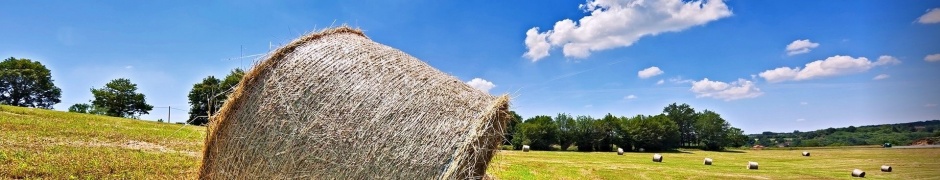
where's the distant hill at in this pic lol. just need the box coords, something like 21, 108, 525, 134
747, 120, 940, 147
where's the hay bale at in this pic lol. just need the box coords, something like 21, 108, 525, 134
199, 27, 511, 179
522, 145, 530, 152
852, 169, 865, 177
802, 151, 810, 156
652, 154, 663, 162
617, 148, 624, 155
747, 161, 758, 170
881, 165, 892, 172
703, 158, 712, 165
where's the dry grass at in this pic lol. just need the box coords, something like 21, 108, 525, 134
0, 105, 205, 179
487, 147, 940, 179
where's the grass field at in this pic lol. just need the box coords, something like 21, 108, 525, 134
2, 105, 939, 179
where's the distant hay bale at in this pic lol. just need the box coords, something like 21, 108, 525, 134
199, 26, 511, 179
802, 151, 810, 156
881, 165, 892, 172
522, 145, 530, 152
703, 158, 712, 165
851, 169, 866, 177
652, 154, 663, 162
617, 148, 624, 155
747, 162, 758, 170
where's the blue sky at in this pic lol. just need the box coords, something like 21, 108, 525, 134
2, 0, 938, 133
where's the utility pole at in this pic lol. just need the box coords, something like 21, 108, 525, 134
167, 106, 171, 123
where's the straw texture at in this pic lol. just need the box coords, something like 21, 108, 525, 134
199, 26, 510, 179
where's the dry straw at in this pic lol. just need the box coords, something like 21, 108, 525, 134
652, 154, 663, 162
881, 165, 892, 172
802, 151, 810, 156
747, 161, 758, 170
522, 145, 530, 152
616, 148, 624, 155
851, 169, 866, 177
703, 158, 712, 165
199, 26, 511, 179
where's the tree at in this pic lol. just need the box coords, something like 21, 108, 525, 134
595, 113, 622, 152
625, 114, 680, 151
505, 111, 523, 148
554, 113, 576, 151
664, 103, 697, 147
68, 103, 92, 113
0, 57, 62, 109
91, 78, 153, 118
573, 115, 600, 151
695, 110, 730, 150
726, 127, 747, 148
513, 115, 557, 150
187, 68, 244, 125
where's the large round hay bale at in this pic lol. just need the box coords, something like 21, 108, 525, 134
703, 158, 713, 165
881, 165, 892, 172
747, 161, 758, 170
802, 151, 810, 156
522, 145, 530, 152
852, 169, 866, 177
199, 27, 511, 179
617, 148, 624, 155
652, 154, 663, 162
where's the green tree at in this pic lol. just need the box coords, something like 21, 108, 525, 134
726, 127, 747, 148
187, 68, 244, 125
554, 113, 576, 151
625, 114, 680, 151
0, 57, 62, 109
91, 78, 153, 118
664, 103, 697, 147
595, 113, 621, 151
513, 115, 557, 150
695, 110, 730, 150
505, 111, 523, 148
68, 103, 92, 113
573, 115, 600, 151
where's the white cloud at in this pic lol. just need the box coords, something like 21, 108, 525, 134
785, 39, 819, 56
668, 76, 694, 84
466, 78, 496, 93
656, 79, 665, 85
522, 0, 732, 61
800, 102, 808, 105
584, 104, 594, 108
638, 66, 664, 79
925, 53, 940, 62
796, 118, 806, 122
125, 65, 134, 69
918, 8, 940, 24
873, 74, 890, 80
690, 78, 763, 101
625, 94, 637, 99
759, 55, 901, 83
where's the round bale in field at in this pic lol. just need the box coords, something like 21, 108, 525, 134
747, 162, 758, 170
703, 158, 713, 165
617, 148, 624, 155
881, 165, 892, 172
522, 145, 530, 152
802, 151, 810, 156
852, 169, 866, 177
198, 26, 511, 179
652, 154, 663, 162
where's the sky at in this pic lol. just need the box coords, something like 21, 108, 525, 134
2, 0, 939, 133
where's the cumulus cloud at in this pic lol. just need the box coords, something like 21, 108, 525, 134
656, 79, 665, 85
625, 94, 637, 99
690, 78, 763, 101
522, 0, 732, 61
925, 53, 940, 62
918, 8, 940, 24
785, 39, 819, 56
466, 78, 496, 93
873, 74, 890, 80
758, 55, 901, 83
638, 66, 664, 79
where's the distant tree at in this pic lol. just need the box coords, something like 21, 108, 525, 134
91, 78, 153, 118
695, 110, 730, 150
513, 115, 557, 150
68, 103, 92, 113
505, 111, 523, 148
664, 103, 697, 147
625, 114, 680, 151
726, 127, 747, 148
595, 113, 622, 151
0, 57, 62, 109
554, 113, 576, 151
186, 68, 244, 125
573, 115, 600, 151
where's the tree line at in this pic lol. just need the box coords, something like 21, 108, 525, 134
505, 103, 748, 152
750, 120, 940, 147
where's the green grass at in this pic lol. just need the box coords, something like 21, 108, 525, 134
487, 147, 940, 179
3, 105, 939, 179
0, 105, 205, 179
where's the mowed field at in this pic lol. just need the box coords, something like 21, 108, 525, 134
2, 105, 939, 179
